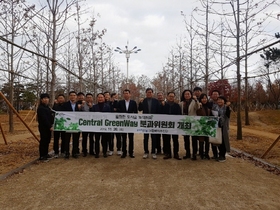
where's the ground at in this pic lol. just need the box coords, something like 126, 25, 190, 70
0, 110, 280, 209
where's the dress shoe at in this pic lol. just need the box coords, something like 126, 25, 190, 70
64, 154, 70, 159
183, 154, 191, 159
129, 155, 135, 158
174, 155, 182, 160
205, 154, 210, 160
191, 156, 197, 161
121, 154, 126, 158
95, 154, 99, 158
72, 154, 78, 159
163, 155, 171, 159
83, 153, 87, 157
103, 154, 108, 158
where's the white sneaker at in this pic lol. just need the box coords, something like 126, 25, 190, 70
143, 153, 148, 159
117, 150, 122, 156
152, 154, 157, 159
54, 154, 59, 158
108, 151, 113, 156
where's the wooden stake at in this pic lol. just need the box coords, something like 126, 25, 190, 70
261, 135, 280, 159
0, 91, 39, 142
0, 123, 7, 145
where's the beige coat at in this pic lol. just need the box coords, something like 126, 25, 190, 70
179, 99, 200, 116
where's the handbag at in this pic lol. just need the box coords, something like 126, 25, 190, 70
209, 127, 222, 145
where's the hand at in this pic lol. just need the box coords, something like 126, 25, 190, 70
226, 101, 231, 106
88, 102, 92, 108
161, 101, 165, 106
50, 127, 54, 131
77, 104, 82, 109
199, 103, 202, 108
193, 95, 197, 100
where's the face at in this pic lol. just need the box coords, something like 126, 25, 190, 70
86, 95, 93, 103
57, 96, 65, 103
77, 94, 85, 101
157, 93, 164, 101
167, 93, 175, 102
211, 91, 219, 101
146, 90, 153, 98
184, 91, 191, 100
97, 94, 105, 103
201, 95, 208, 104
123, 91, 131, 100
104, 93, 110, 101
41, 97, 49, 105
69, 93, 77, 102
194, 90, 201, 97
217, 98, 225, 107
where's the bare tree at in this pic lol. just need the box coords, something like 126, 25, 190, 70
0, 0, 35, 132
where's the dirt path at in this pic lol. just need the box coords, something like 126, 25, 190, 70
230, 125, 279, 140
1, 134, 280, 210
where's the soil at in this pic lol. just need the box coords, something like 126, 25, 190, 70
0, 110, 280, 209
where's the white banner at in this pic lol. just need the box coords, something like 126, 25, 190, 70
54, 112, 219, 137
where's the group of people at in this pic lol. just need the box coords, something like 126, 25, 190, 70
37, 87, 231, 163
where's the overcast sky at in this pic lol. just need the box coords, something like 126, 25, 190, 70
32, 0, 280, 80
82, 0, 198, 78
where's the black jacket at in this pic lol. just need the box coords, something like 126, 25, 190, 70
62, 101, 81, 112
37, 103, 53, 129
118, 100, 138, 113
138, 98, 160, 114
160, 102, 181, 115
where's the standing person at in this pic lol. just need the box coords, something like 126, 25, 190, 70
156, 91, 165, 154
118, 89, 138, 158
138, 88, 160, 159
192, 87, 202, 156
179, 89, 200, 160
76, 92, 85, 154
196, 93, 211, 160
37, 93, 53, 162
52, 94, 65, 158
62, 91, 81, 159
208, 90, 220, 159
90, 93, 111, 158
214, 96, 231, 162
109, 93, 122, 156
81, 93, 95, 157
160, 92, 182, 160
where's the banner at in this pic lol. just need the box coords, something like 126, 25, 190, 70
54, 111, 219, 137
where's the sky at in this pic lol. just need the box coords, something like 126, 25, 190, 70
82, 0, 197, 78
30, 0, 280, 81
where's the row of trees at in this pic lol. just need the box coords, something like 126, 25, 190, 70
0, 0, 280, 137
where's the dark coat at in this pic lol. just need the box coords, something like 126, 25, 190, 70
52, 103, 64, 111
37, 103, 53, 129
138, 98, 160, 114
62, 101, 81, 112
118, 100, 138, 113
90, 102, 111, 112
160, 102, 181, 115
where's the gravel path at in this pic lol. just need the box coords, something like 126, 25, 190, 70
0, 134, 280, 210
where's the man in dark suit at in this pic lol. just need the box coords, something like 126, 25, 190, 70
138, 88, 160, 159
62, 91, 81, 159
160, 92, 182, 160
117, 89, 138, 158
52, 94, 65, 158
90, 93, 111, 158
